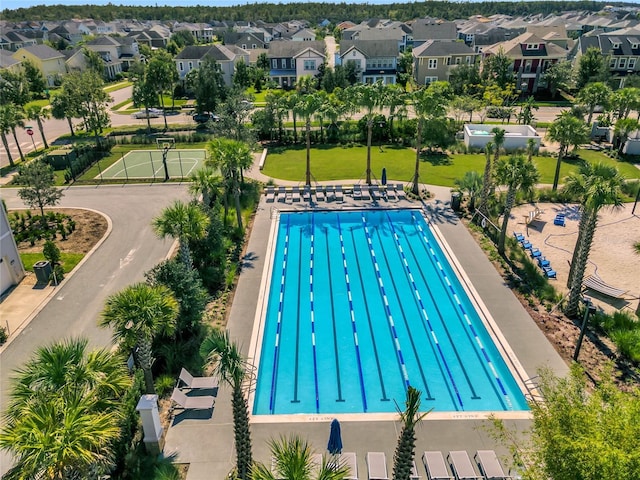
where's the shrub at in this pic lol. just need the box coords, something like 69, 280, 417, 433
610, 329, 640, 363
154, 374, 175, 398
0, 326, 7, 345
43, 240, 60, 265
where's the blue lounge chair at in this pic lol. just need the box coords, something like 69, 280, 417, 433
537, 257, 550, 268
513, 232, 525, 242
530, 248, 542, 258
554, 214, 566, 227
543, 267, 557, 279
522, 241, 532, 250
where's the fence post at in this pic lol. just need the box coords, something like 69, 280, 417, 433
122, 152, 129, 182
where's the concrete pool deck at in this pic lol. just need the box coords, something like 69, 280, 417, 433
163, 184, 569, 480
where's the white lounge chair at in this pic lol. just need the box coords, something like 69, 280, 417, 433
367, 452, 389, 480
448, 451, 482, 480
335, 185, 345, 202
370, 185, 380, 201
410, 460, 421, 480
178, 368, 218, 390
583, 275, 628, 299
474, 450, 510, 480
314, 186, 326, 202
302, 185, 312, 202
276, 186, 286, 203
170, 388, 215, 410
360, 184, 371, 200
423, 451, 453, 480
353, 184, 363, 200
265, 186, 275, 203
338, 452, 358, 480
395, 184, 407, 200
310, 453, 323, 477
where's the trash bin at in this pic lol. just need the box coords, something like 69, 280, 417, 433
33, 261, 52, 284
451, 192, 461, 211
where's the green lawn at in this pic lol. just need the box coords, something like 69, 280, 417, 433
104, 81, 132, 93
262, 145, 640, 187
20, 252, 84, 274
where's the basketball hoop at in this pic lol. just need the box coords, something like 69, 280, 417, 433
156, 137, 175, 181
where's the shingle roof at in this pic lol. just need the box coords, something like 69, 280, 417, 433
175, 44, 238, 62
0, 49, 20, 68
18, 44, 64, 60
412, 19, 457, 41
412, 40, 477, 57
483, 32, 567, 58
267, 40, 324, 58
340, 39, 399, 58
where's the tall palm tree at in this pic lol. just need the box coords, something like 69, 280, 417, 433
491, 127, 506, 168
200, 329, 253, 480
526, 138, 537, 163
410, 82, 451, 195
392, 387, 429, 480
494, 154, 540, 255
25, 104, 50, 150
0, 104, 16, 166
100, 283, 179, 394
189, 167, 223, 209
385, 83, 408, 144
152, 200, 210, 269
297, 92, 324, 185
349, 82, 386, 185
478, 141, 494, 214
546, 113, 590, 191
563, 163, 624, 317
252, 435, 350, 480
0, 337, 128, 480
7, 104, 26, 161
206, 138, 252, 231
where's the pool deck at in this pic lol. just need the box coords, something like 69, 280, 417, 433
164, 184, 569, 480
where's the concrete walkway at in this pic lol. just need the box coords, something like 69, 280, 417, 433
164, 154, 568, 479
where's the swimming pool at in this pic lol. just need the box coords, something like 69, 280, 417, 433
252, 209, 529, 415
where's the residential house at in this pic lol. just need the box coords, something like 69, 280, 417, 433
128, 26, 170, 49
84, 35, 140, 76
267, 40, 325, 88
291, 28, 316, 41
576, 28, 640, 88
61, 47, 88, 73
174, 44, 249, 85
482, 32, 568, 93
48, 21, 84, 45
339, 39, 399, 84
342, 20, 410, 52
457, 20, 524, 52
0, 49, 21, 72
12, 44, 66, 86
412, 40, 480, 85
412, 19, 457, 48
0, 206, 25, 296
4, 31, 38, 51
223, 31, 268, 50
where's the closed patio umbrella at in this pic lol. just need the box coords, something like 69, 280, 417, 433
327, 418, 343, 455
381, 167, 387, 185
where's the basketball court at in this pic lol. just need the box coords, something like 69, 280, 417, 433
99, 138, 208, 180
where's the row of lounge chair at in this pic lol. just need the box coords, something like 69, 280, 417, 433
514, 232, 556, 279
272, 449, 510, 480
170, 368, 219, 412
264, 184, 407, 204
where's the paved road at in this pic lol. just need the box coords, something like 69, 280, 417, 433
325, 35, 337, 68
0, 183, 190, 475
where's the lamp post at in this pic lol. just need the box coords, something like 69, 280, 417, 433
573, 297, 597, 362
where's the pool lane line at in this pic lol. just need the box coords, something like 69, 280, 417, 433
291, 232, 303, 404
324, 228, 345, 403
268, 215, 290, 414
411, 213, 511, 410
337, 217, 369, 410
371, 224, 435, 401
384, 212, 463, 407
308, 214, 321, 413
361, 213, 411, 390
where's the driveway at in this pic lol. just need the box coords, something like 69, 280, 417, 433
0, 183, 190, 476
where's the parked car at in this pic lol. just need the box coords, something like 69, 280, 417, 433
192, 112, 220, 124
132, 110, 160, 119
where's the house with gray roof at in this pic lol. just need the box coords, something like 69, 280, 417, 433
413, 40, 479, 85
174, 44, 249, 85
223, 31, 268, 50
339, 39, 399, 84
267, 40, 325, 88
0, 49, 21, 71
84, 35, 140, 77
412, 19, 457, 47
12, 44, 66, 86
49, 22, 84, 45
576, 28, 640, 88
4, 31, 38, 51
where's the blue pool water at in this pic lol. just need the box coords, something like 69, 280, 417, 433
253, 209, 529, 415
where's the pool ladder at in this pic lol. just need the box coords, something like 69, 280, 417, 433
523, 376, 544, 405
270, 206, 280, 220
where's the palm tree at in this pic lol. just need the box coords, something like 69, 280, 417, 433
189, 167, 223, 209
546, 113, 590, 191
526, 138, 537, 163
5, 104, 26, 162
454, 171, 483, 211
410, 82, 451, 195
385, 83, 408, 144
563, 163, 624, 317
491, 127, 506, 167
478, 141, 494, 214
152, 200, 210, 269
392, 387, 429, 480
349, 82, 386, 185
25, 104, 50, 150
200, 329, 253, 480
494, 154, 540, 255
614, 117, 640, 154
206, 138, 252, 231
576, 82, 612, 125
100, 283, 179, 394
297, 92, 324, 185
0, 337, 128, 480
252, 435, 350, 480
0, 104, 16, 166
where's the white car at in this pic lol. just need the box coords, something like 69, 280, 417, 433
131, 110, 160, 119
